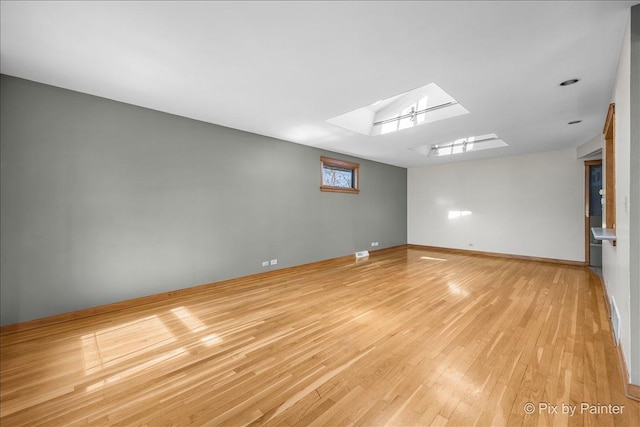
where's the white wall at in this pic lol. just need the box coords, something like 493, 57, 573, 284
630, 4, 640, 387
408, 148, 584, 262
603, 13, 636, 384
576, 134, 603, 160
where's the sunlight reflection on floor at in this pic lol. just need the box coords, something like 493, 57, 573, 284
81, 307, 222, 390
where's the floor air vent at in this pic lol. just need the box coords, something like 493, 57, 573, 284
355, 250, 369, 259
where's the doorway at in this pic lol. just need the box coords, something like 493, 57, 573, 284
585, 160, 603, 267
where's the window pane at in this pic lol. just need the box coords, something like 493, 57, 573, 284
381, 116, 399, 135
416, 96, 428, 124
398, 104, 416, 130
322, 167, 353, 188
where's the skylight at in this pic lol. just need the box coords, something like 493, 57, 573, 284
409, 133, 508, 157
327, 83, 469, 136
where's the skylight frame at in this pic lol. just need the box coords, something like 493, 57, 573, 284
408, 133, 508, 157
326, 83, 469, 136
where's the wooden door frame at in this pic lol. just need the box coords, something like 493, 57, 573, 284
585, 159, 603, 265
603, 104, 616, 238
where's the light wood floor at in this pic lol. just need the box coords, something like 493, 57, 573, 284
1, 247, 638, 426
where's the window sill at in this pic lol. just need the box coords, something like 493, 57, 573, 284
320, 186, 359, 194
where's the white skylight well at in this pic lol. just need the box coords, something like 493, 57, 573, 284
327, 83, 469, 136
409, 133, 508, 157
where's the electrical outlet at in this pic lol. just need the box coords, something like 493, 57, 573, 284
270, 259, 278, 265
625, 196, 628, 213
371, 242, 379, 247
261, 261, 269, 267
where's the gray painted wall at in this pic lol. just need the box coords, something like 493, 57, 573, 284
0, 75, 407, 326
629, 4, 639, 385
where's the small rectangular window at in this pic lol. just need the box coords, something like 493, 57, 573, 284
320, 157, 359, 194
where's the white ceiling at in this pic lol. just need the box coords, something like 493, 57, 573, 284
1, 1, 636, 168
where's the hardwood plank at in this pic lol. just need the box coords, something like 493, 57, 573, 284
1, 247, 638, 426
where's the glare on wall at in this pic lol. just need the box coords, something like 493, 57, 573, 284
448, 210, 472, 219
